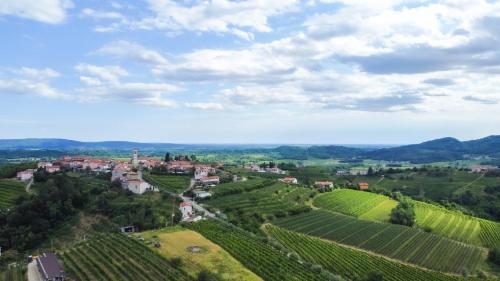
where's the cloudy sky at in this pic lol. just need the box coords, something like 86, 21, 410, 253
1, 0, 499, 144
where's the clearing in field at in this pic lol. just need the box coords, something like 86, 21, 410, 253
314, 189, 397, 221
138, 227, 262, 281
143, 173, 190, 193
0, 179, 26, 210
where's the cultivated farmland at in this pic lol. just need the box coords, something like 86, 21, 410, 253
143, 173, 190, 193
0, 179, 25, 210
59, 233, 191, 281
266, 225, 469, 281
313, 189, 397, 220
207, 182, 314, 216
186, 220, 327, 281
273, 210, 485, 274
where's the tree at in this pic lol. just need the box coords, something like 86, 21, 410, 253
489, 248, 500, 266
367, 166, 374, 176
165, 152, 171, 162
390, 201, 415, 227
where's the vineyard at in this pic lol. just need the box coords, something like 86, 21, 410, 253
143, 173, 190, 193
273, 210, 485, 274
207, 182, 314, 216
478, 218, 500, 249
212, 178, 273, 197
266, 225, 469, 281
59, 233, 192, 281
313, 189, 397, 221
186, 220, 327, 281
0, 179, 25, 210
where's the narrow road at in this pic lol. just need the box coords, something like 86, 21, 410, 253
25, 178, 34, 193
27, 261, 43, 281
454, 173, 485, 195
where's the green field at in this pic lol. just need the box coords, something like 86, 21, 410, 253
207, 182, 314, 216
143, 173, 190, 193
266, 225, 469, 281
313, 189, 397, 221
59, 233, 191, 281
0, 179, 26, 210
273, 210, 485, 274
212, 178, 272, 196
186, 220, 327, 281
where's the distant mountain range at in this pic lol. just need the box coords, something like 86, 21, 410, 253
0, 136, 499, 163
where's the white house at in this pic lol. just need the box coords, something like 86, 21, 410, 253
200, 176, 220, 186
314, 181, 334, 189
280, 177, 298, 184
17, 169, 34, 181
194, 168, 209, 180
124, 179, 152, 194
180, 201, 193, 220
193, 190, 212, 199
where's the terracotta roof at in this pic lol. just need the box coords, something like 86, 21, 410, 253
180, 201, 192, 207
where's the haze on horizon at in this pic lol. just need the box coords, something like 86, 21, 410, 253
1, 0, 499, 144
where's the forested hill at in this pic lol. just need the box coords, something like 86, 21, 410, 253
0, 135, 499, 163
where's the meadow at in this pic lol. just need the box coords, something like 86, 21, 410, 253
136, 227, 262, 281
59, 233, 191, 281
273, 210, 485, 274
266, 225, 470, 281
0, 179, 26, 210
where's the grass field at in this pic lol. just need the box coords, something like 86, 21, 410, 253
273, 210, 485, 274
313, 189, 397, 221
207, 182, 314, 216
266, 225, 470, 281
59, 233, 191, 281
136, 227, 262, 281
143, 173, 190, 193
186, 220, 328, 281
0, 179, 26, 210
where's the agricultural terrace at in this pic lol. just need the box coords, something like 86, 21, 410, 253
186, 220, 328, 281
273, 210, 485, 274
143, 173, 190, 194
313, 189, 397, 221
136, 227, 262, 281
59, 233, 191, 281
207, 182, 314, 216
0, 179, 26, 210
266, 225, 470, 281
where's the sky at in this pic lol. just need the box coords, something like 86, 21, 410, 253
0, 0, 499, 144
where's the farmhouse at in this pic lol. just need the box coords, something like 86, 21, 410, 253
199, 176, 220, 186
471, 165, 499, 173
36, 253, 66, 281
167, 160, 194, 174
280, 177, 298, 184
17, 169, 34, 181
314, 181, 333, 189
358, 182, 369, 190
180, 201, 193, 220
122, 171, 152, 194
46, 166, 60, 173
349, 168, 369, 176
265, 167, 284, 174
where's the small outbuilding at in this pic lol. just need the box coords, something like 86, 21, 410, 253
36, 253, 66, 281
358, 182, 369, 190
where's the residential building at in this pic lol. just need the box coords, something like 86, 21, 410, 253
17, 169, 34, 181
193, 190, 212, 199
314, 181, 333, 189
46, 166, 60, 173
200, 176, 220, 186
36, 253, 66, 281
180, 201, 193, 220
358, 182, 369, 190
280, 177, 298, 184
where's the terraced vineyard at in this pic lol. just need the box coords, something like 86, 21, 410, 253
413, 201, 482, 245
187, 220, 327, 281
0, 179, 26, 210
478, 218, 500, 249
143, 173, 190, 193
59, 233, 192, 281
208, 182, 314, 215
273, 210, 485, 274
313, 189, 397, 220
266, 225, 467, 281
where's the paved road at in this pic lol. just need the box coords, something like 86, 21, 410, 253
27, 261, 43, 281
180, 195, 216, 218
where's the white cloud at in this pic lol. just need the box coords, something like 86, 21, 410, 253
95, 41, 168, 65
75, 63, 128, 84
93, 0, 299, 39
15, 67, 60, 79
81, 8, 124, 20
0, 0, 73, 24
185, 102, 224, 110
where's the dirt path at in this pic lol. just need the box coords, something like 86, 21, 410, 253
25, 178, 34, 193
454, 173, 485, 195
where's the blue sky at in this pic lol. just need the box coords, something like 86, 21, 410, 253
0, 0, 499, 144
